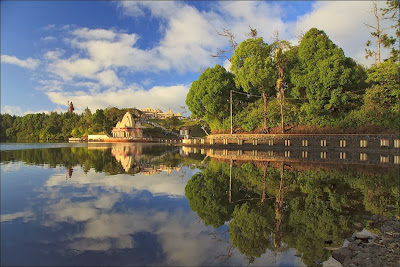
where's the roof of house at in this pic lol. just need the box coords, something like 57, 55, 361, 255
179, 126, 191, 130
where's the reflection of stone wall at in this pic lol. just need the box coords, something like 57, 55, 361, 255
181, 147, 400, 166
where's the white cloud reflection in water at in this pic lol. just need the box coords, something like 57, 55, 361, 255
1, 161, 303, 266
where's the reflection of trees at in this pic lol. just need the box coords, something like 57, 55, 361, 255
229, 202, 275, 261
185, 162, 234, 228
0, 145, 203, 177
186, 160, 399, 266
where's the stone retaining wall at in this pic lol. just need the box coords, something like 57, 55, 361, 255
201, 134, 400, 150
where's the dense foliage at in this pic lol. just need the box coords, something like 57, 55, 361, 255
186, 23, 399, 133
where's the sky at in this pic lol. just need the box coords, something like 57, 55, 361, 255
0, 1, 394, 116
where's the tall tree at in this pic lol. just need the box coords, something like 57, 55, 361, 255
291, 28, 366, 124
231, 38, 276, 132
272, 31, 292, 133
186, 64, 236, 125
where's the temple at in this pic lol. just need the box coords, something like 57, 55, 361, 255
111, 112, 143, 138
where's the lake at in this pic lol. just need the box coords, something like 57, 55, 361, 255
1, 142, 398, 266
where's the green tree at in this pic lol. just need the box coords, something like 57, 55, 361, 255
186, 64, 236, 126
381, 0, 400, 61
164, 115, 179, 131
93, 109, 106, 133
348, 60, 400, 129
0, 114, 15, 139
231, 38, 276, 131
291, 28, 366, 125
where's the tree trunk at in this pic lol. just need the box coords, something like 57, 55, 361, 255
280, 89, 285, 133
262, 90, 268, 133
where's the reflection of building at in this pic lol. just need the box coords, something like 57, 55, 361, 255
141, 165, 181, 176
111, 144, 143, 172
112, 112, 143, 138
141, 107, 182, 119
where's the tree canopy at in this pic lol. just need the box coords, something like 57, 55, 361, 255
186, 64, 236, 125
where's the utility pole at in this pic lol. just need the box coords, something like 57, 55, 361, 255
230, 90, 233, 134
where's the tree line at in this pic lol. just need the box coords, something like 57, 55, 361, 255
0, 107, 141, 140
186, 1, 399, 133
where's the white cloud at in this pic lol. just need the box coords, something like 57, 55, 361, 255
41, 36, 57, 42
44, 49, 64, 61
222, 59, 232, 72
46, 84, 189, 113
141, 78, 153, 86
72, 27, 118, 41
1, 55, 40, 69
96, 70, 123, 87
42, 24, 56, 31
37, 79, 64, 92
0, 105, 63, 116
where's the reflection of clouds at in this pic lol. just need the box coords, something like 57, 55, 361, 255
5, 164, 302, 266
45, 168, 189, 197
1, 210, 35, 222
35, 167, 231, 265
0, 162, 23, 173
47, 199, 100, 223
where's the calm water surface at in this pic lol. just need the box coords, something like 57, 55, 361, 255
1, 143, 398, 266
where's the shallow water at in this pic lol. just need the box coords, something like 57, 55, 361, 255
1, 143, 398, 266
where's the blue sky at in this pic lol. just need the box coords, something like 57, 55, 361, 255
1, 1, 392, 115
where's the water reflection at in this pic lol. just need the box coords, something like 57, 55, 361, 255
185, 158, 399, 266
1, 144, 398, 266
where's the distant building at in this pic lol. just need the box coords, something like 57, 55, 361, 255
141, 107, 163, 119
111, 112, 143, 138
140, 107, 183, 119
179, 126, 191, 139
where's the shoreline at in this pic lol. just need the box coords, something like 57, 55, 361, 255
332, 215, 400, 267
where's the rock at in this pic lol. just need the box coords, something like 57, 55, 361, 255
313, 259, 323, 265
324, 247, 341, 251
332, 247, 353, 264
348, 242, 361, 251
354, 233, 372, 242
353, 222, 364, 230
